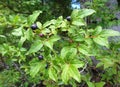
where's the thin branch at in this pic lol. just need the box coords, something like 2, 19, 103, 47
80, 62, 88, 73
13, 62, 24, 75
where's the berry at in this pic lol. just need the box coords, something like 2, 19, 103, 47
38, 55, 43, 60
66, 16, 71, 21
39, 33, 44, 37
31, 24, 38, 30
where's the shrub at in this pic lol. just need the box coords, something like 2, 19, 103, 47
0, 9, 120, 87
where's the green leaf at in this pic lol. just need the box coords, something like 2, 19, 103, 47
12, 27, 23, 36
87, 82, 95, 87
27, 40, 43, 54
95, 82, 105, 87
28, 11, 42, 25
62, 64, 70, 84
44, 36, 60, 50
70, 61, 84, 68
43, 19, 56, 28
69, 64, 81, 82
12, 15, 19, 23
72, 19, 86, 26
48, 67, 57, 81
61, 47, 69, 59
44, 41, 53, 50
100, 58, 114, 69
59, 21, 67, 28
61, 64, 81, 83
71, 9, 79, 19
43, 21, 51, 28
93, 36, 109, 48
78, 45, 90, 56
69, 9, 95, 21
100, 29, 120, 37
30, 60, 45, 78
41, 28, 51, 34
49, 35, 61, 42
36, 22, 42, 29
60, 47, 77, 59
51, 28, 57, 35
55, 16, 63, 27
69, 48, 77, 58
0, 35, 6, 38
74, 35, 85, 42
93, 26, 102, 35
96, 62, 104, 68
25, 29, 34, 41
30, 64, 41, 77
78, 9, 96, 18
18, 36, 26, 47
68, 26, 76, 34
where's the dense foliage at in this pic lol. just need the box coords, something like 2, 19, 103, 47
0, 0, 120, 87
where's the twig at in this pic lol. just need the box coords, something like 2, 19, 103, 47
80, 62, 88, 73
13, 62, 24, 75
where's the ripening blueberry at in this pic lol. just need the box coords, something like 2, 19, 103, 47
39, 33, 44, 37
31, 24, 38, 30
66, 16, 71, 21
38, 55, 43, 60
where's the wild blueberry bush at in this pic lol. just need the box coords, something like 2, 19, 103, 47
0, 8, 120, 87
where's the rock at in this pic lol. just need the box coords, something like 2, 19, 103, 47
115, 11, 120, 19
109, 25, 120, 42
106, 0, 118, 10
